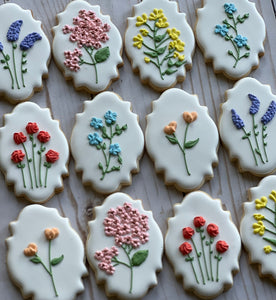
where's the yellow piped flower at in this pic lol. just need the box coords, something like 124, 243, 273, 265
144, 57, 150, 63
255, 196, 268, 209
269, 190, 276, 202
149, 8, 164, 20
169, 41, 175, 50
264, 245, 272, 254
173, 51, 179, 58
178, 54, 185, 61
174, 39, 185, 52
136, 13, 148, 26
156, 16, 169, 28
253, 214, 265, 221
253, 221, 265, 236
167, 28, 180, 40
140, 28, 149, 37
133, 34, 143, 49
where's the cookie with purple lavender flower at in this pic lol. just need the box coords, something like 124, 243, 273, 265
219, 77, 276, 176
52, 0, 123, 94
0, 3, 50, 103
86, 192, 163, 299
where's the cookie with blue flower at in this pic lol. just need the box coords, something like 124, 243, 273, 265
219, 77, 276, 176
70, 92, 144, 194
0, 3, 50, 103
195, 1, 265, 80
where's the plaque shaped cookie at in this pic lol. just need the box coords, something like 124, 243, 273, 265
125, 0, 195, 91
71, 92, 144, 194
52, 0, 123, 94
145, 88, 219, 192
6, 205, 87, 300
0, 102, 69, 203
0, 3, 50, 103
165, 191, 241, 299
86, 192, 163, 299
195, 0, 265, 79
241, 175, 276, 280
219, 77, 276, 176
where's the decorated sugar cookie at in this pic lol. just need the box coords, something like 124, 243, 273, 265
145, 88, 219, 192
0, 102, 69, 203
219, 77, 276, 176
125, 0, 195, 91
52, 0, 123, 94
6, 205, 87, 300
241, 175, 276, 280
0, 3, 50, 103
86, 192, 163, 299
71, 92, 144, 194
195, 0, 266, 79
165, 191, 241, 299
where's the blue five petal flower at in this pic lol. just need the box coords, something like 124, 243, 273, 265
215, 24, 229, 37
104, 110, 117, 125
224, 3, 237, 15
88, 132, 103, 145
90, 117, 103, 129
234, 35, 248, 48
109, 143, 121, 156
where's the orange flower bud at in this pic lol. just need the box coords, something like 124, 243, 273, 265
24, 243, 38, 256
183, 111, 198, 123
164, 121, 177, 135
44, 227, 59, 240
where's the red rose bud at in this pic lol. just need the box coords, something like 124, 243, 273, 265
45, 149, 59, 163
182, 227, 195, 239
179, 242, 192, 256
216, 240, 229, 253
13, 132, 27, 144
193, 216, 206, 228
26, 122, 39, 134
37, 131, 50, 143
207, 223, 219, 237
11, 150, 25, 163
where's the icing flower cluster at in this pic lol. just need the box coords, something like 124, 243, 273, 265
164, 111, 199, 176
94, 202, 149, 294
215, 3, 250, 68
24, 227, 64, 297
179, 216, 228, 285
231, 94, 276, 166
11, 122, 59, 189
63, 9, 111, 83
253, 190, 276, 255
133, 8, 186, 80
0, 20, 42, 89
88, 110, 127, 180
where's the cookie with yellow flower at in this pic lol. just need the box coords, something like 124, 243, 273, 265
145, 88, 219, 192
241, 175, 276, 280
125, 0, 195, 91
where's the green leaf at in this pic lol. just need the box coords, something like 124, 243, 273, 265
98, 162, 103, 170
115, 124, 120, 131
94, 47, 110, 63
154, 32, 167, 42
185, 138, 199, 149
110, 166, 120, 171
3, 66, 9, 69
29, 158, 32, 162
245, 44, 250, 51
175, 60, 186, 67
131, 250, 148, 266
166, 135, 178, 144
185, 257, 194, 262
0, 59, 5, 63
165, 68, 177, 75
118, 155, 122, 164
22, 52, 27, 57
102, 142, 106, 150
143, 51, 158, 58
51, 254, 64, 266
96, 144, 101, 150
263, 134, 268, 139
244, 52, 250, 58
244, 13, 249, 19
228, 50, 233, 55
30, 257, 41, 264
167, 58, 174, 67
157, 46, 167, 55
122, 124, 128, 131
5, 54, 10, 61
22, 69, 27, 73
13, 44, 17, 49
22, 60, 27, 65
263, 237, 276, 246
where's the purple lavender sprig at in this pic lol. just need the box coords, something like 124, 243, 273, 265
261, 101, 276, 162
19, 32, 42, 87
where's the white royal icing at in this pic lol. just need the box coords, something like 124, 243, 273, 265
219, 77, 276, 176
70, 91, 144, 194
241, 175, 276, 280
0, 102, 69, 203
145, 88, 219, 192
52, 0, 123, 93
195, 0, 265, 79
165, 191, 241, 298
125, 0, 195, 90
0, 3, 50, 102
6, 205, 87, 300
86, 192, 163, 299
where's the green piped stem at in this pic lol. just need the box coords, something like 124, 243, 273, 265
30, 135, 38, 188
173, 132, 191, 176
84, 46, 98, 84
48, 240, 58, 297
199, 230, 210, 281
39, 144, 43, 187
21, 51, 26, 87
242, 127, 258, 166
191, 237, 206, 285
22, 142, 33, 189
0, 51, 14, 89
262, 124, 268, 162
19, 163, 26, 188
44, 165, 49, 188
208, 238, 214, 281
12, 42, 20, 89
215, 253, 221, 282
187, 253, 199, 284
252, 115, 265, 163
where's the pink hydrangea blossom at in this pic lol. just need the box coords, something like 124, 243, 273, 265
64, 48, 82, 72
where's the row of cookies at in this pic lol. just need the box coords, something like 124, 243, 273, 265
0, 0, 266, 103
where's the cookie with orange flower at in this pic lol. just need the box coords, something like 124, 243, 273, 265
0, 102, 69, 203
125, 0, 195, 91
240, 175, 276, 281
165, 191, 241, 299
6, 204, 87, 300
145, 88, 219, 192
